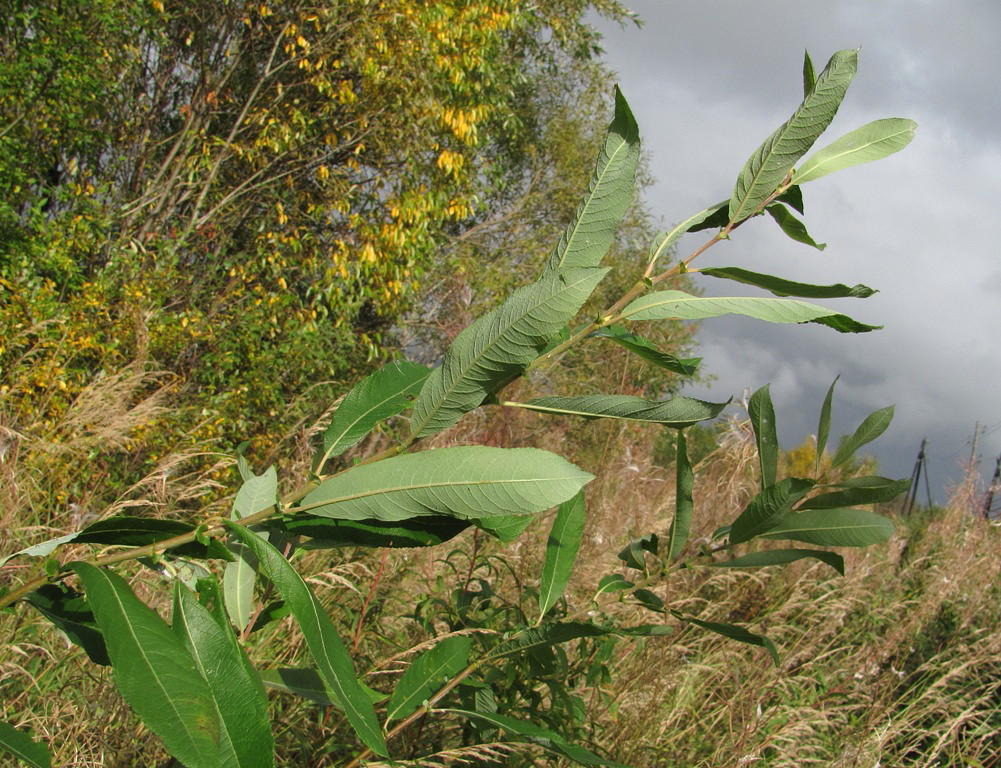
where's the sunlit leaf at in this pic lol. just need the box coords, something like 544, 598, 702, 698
510, 394, 727, 427
729, 478, 815, 545
672, 611, 779, 665
315, 360, 431, 469
832, 405, 894, 468
759, 508, 895, 547
647, 200, 727, 268
621, 290, 879, 333
232, 466, 278, 520
387, 637, 472, 722
70, 563, 221, 768
666, 430, 693, 561
223, 541, 258, 633
729, 49, 857, 223
172, 583, 274, 768
539, 490, 586, 618
411, 268, 608, 437
299, 446, 592, 523
226, 524, 387, 757
547, 87, 640, 272
0, 721, 50, 768
588, 326, 700, 375
793, 118, 917, 184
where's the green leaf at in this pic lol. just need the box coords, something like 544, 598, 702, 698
411, 268, 608, 437
510, 394, 727, 427
798, 476, 911, 510
595, 574, 633, 596
776, 184, 805, 214
748, 385, 779, 489
491, 621, 611, 659
589, 326, 700, 375
386, 637, 472, 722
471, 513, 535, 542
285, 514, 470, 549
712, 548, 844, 575
632, 588, 665, 613
620, 290, 879, 333
816, 377, 839, 474
765, 204, 827, 250
0, 722, 50, 768
69, 563, 221, 768
832, 405, 894, 468
699, 268, 875, 300
647, 200, 728, 268
74, 517, 230, 560
547, 87, 640, 272
792, 118, 917, 184
259, 668, 385, 708
673, 612, 779, 665
539, 490, 586, 618
223, 541, 258, 633
729, 49, 857, 224
729, 478, 815, 545
299, 446, 593, 523
803, 50, 816, 97
617, 533, 658, 571
0, 532, 78, 568
315, 360, 431, 469
441, 709, 628, 768
232, 466, 278, 520
666, 430, 694, 561
226, 524, 387, 757
171, 583, 274, 768
759, 508, 895, 547
25, 584, 110, 666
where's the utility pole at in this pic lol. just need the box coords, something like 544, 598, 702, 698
903, 437, 927, 516
983, 453, 1001, 519
969, 421, 982, 469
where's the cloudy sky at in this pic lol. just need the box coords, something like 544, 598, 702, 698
593, 1, 1001, 504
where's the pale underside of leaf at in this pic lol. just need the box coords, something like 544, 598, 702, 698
511, 394, 727, 428
410, 268, 608, 438
299, 446, 593, 522
759, 508, 895, 547
793, 118, 917, 184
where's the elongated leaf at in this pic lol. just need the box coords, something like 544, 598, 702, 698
595, 574, 633, 596
172, 583, 274, 768
0, 722, 50, 768
666, 430, 694, 561
833, 405, 894, 468
285, 514, 470, 549
299, 446, 592, 523
226, 524, 387, 757
259, 668, 385, 708
491, 621, 611, 659
0, 532, 78, 568
817, 377, 839, 473
315, 361, 431, 469
632, 588, 665, 613
539, 490, 586, 618
748, 385, 778, 489
712, 548, 844, 575
621, 290, 879, 333
73, 517, 230, 560
803, 50, 816, 97
25, 584, 110, 666
798, 476, 911, 510
793, 118, 917, 184
387, 637, 472, 722
547, 88, 640, 272
776, 184, 805, 214
672, 612, 779, 665
511, 394, 727, 427
647, 200, 728, 267
411, 268, 608, 437
472, 513, 535, 542
223, 541, 258, 633
699, 268, 874, 300
442, 709, 628, 768
589, 326, 700, 375
765, 204, 827, 250
232, 466, 278, 520
729, 477, 815, 545
729, 49, 857, 223
69, 563, 221, 768
759, 508, 895, 547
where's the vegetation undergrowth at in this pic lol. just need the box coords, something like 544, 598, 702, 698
6, 36, 991, 768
